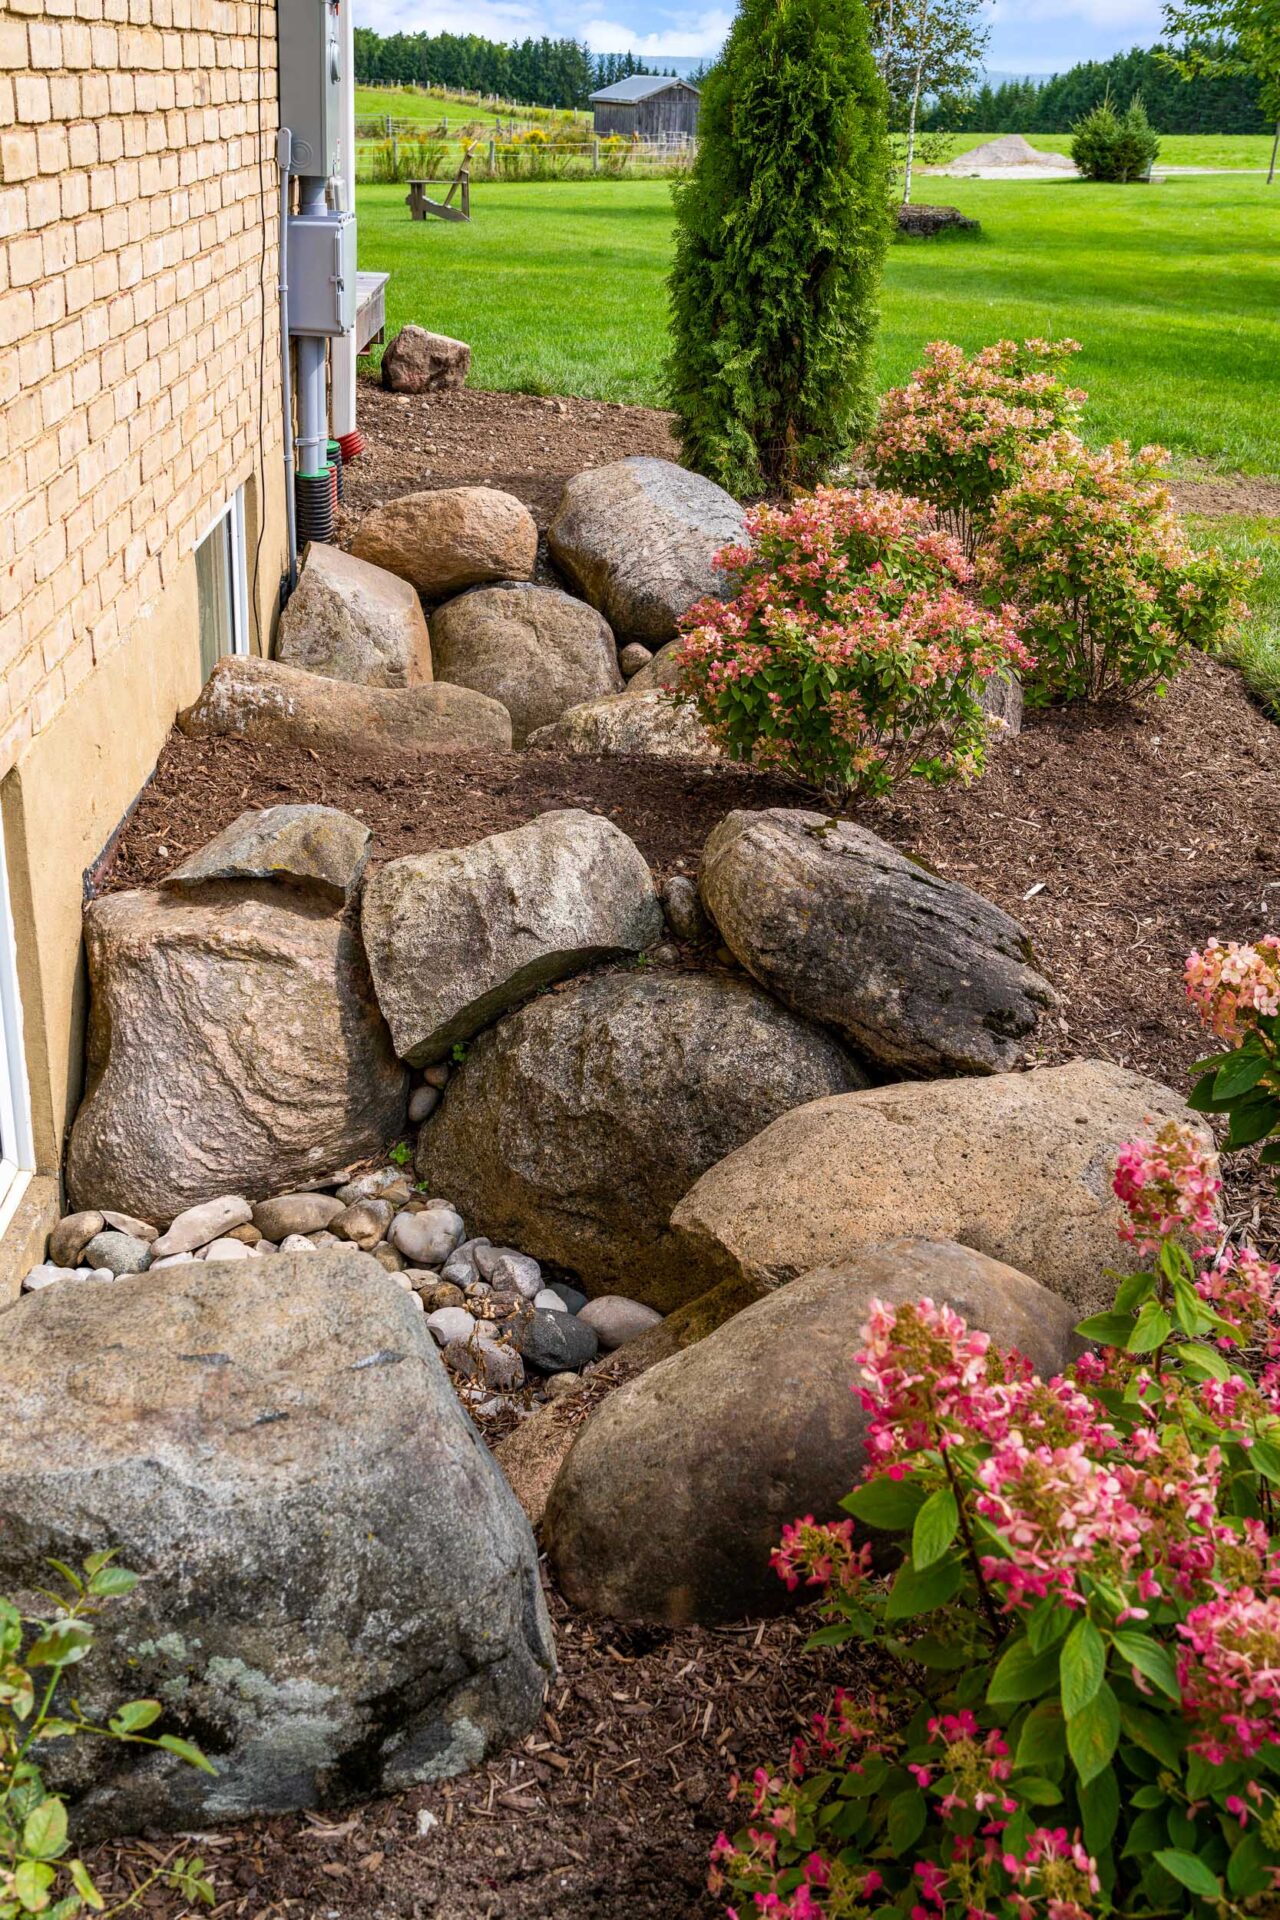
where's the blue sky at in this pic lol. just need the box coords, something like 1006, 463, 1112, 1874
355, 0, 1171, 77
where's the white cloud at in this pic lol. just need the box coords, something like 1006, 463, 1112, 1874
572, 7, 733, 55
355, 0, 547, 33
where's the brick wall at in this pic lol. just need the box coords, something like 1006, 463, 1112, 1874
0, 0, 282, 776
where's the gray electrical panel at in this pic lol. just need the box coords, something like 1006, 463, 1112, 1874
279, 0, 342, 177
286, 210, 357, 335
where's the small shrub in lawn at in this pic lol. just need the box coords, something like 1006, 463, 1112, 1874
871, 337, 1085, 558
710, 1105, 1280, 1920
0, 1552, 215, 1916
674, 487, 1029, 798
978, 432, 1252, 705
1072, 90, 1162, 182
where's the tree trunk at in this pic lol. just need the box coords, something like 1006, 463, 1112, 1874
1269, 119, 1278, 186
903, 53, 925, 205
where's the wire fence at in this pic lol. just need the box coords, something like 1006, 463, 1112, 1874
353, 131, 697, 185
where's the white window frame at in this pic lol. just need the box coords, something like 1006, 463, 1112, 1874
0, 809, 34, 1242
195, 486, 250, 662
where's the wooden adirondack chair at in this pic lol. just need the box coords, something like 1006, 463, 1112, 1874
406, 141, 479, 223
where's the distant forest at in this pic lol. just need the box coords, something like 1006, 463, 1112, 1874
351, 31, 680, 110
921, 42, 1270, 134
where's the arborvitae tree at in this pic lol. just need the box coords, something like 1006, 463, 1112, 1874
665, 0, 890, 498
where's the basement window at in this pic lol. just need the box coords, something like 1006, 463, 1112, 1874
196, 487, 250, 679
0, 811, 34, 1236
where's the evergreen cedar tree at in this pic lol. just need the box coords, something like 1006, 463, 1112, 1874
664, 0, 891, 499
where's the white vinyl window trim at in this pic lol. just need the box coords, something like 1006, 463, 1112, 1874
195, 487, 250, 674
0, 810, 34, 1242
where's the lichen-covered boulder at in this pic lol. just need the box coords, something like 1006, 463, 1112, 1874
415, 970, 865, 1311
362, 811, 662, 1064
431, 585, 622, 746
67, 885, 407, 1222
699, 810, 1055, 1076
161, 805, 370, 906
275, 542, 433, 689
179, 656, 511, 754
0, 1252, 554, 1833
544, 1239, 1078, 1624
350, 486, 537, 600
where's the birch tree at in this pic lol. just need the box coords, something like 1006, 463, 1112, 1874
875, 0, 989, 201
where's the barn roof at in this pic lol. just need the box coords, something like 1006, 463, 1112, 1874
588, 74, 700, 103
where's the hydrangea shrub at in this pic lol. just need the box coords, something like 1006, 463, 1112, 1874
977, 433, 1252, 706
710, 1107, 1280, 1920
674, 487, 1030, 799
1187, 935, 1280, 1170
871, 338, 1085, 557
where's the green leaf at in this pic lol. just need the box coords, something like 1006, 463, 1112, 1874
1011, 1774, 1061, 1807
1122, 1808, 1167, 1858
86, 1566, 138, 1598
1128, 1301, 1172, 1353
898, 1633, 970, 1670
1188, 1068, 1228, 1112
1066, 1681, 1120, 1785
1213, 1048, 1271, 1100
1060, 1617, 1106, 1718
68, 1860, 104, 1911
1226, 1095, 1280, 1150
988, 1636, 1060, 1706
1074, 1310, 1136, 1347
1120, 1702, 1184, 1771
13, 1858, 55, 1908
43, 1562, 83, 1597
911, 1487, 959, 1570
886, 1787, 926, 1852
1179, 1341, 1233, 1381
1111, 1630, 1180, 1700
1259, 1139, 1280, 1166
1249, 1439, 1280, 1486
25, 1622, 92, 1669
1153, 1849, 1222, 1900
157, 1733, 216, 1775
21, 1799, 67, 1861
1014, 1702, 1066, 1770
1079, 1768, 1120, 1859
1026, 1598, 1070, 1655
841, 1476, 926, 1531
883, 1555, 962, 1621
108, 1699, 163, 1735
1112, 1271, 1157, 1314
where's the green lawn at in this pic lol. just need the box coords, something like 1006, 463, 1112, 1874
354, 84, 589, 134
356, 173, 1280, 473
941, 130, 1276, 169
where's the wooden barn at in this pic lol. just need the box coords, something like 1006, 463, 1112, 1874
589, 74, 702, 141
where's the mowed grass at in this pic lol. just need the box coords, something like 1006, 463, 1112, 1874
941, 129, 1276, 169
356, 173, 1280, 473
354, 84, 590, 133
1190, 514, 1280, 708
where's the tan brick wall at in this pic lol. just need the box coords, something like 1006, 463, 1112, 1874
0, 0, 285, 781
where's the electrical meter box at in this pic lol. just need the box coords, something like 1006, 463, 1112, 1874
279, 0, 342, 177
286, 210, 357, 336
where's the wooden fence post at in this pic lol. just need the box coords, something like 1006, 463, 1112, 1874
487, 138, 496, 177
592, 138, 599, 173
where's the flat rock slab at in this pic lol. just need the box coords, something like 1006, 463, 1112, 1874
363, 810, 662, 1065
670, 1060, 1208, 1316
431, 584, 622, 747
161, 804, 371, 905
699, 810, 1055, 1076
544, 1238, 1079, 1625
67, 885, 407, 1223
0, 1252, 553, 1833
350, 486, 537, 599
275, 542, 433, 689
381, 326, 471, 394
179, 656, 511, 754
547, 458, 746, 645
526, 689, 720, 762
415, 969, 865, 1311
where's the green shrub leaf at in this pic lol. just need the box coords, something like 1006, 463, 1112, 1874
911, 1488, 959, 1570
988, 1637, 1060, 1706
1060, 1617, 1106, 1717
1153, 1850, 1222, 1900
841, 1477, 926, 1530
1066, 1681, 1120, 1785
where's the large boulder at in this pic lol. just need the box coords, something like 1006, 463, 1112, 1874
415, 970, 865, 1311
699, 811, 1055, 1076
525, 689, 720, 762
161, 804, 370, 906
67, 885, 408, 1222
179, 656, 511, 754
350, 486, 537, 600
362, 811, 662, 1064
274, 542, 433, 689
670, 1061, 1208, 1316
431, 585, 622, 746
547, 458, 746, 646
381, 325, 471, 393
543, 1239, 1078, 1625
0, 1252, 554, 1832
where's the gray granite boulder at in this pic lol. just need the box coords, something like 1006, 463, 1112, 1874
431, 585, 622, 747
699, 810, 1055, 1076
525, 689, 719, 762
362, 811, 662, 1064
161, 805, 371, 906
548, 458, 745, 645
274, 542, 433, 689
0, 1251, 553, 1833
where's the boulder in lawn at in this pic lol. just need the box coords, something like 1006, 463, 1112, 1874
543, 1238, 1079, 1625
381, 325, 471, 394
161, 804, 371, 907
363, 810, 662, 1064
350, 486, 537, 600
547, 457, 745, 645
415, 970, 865, 1311
66, 885, 407, 1223
431, 585, 622, 746
274, 542, 433, 689
0, 1251, 553, 1832
699, 810, 1055, 1076
179, 656, 511, 754
525, 689, 720, 762
670, 1061, 1209, 1316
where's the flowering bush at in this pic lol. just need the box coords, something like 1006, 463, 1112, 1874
674, 488, 1031, 799
871, 339, 1086, 557
1187, 936, 1280, 1170
977, 433, 1252, 707
710, 1114, 1280, 1920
